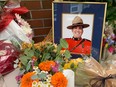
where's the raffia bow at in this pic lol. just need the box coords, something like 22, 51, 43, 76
90, 74, 116, 87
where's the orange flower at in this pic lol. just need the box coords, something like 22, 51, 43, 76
51, 72, 68, 87
20, 72, 36, 87
38, 61, 55, 71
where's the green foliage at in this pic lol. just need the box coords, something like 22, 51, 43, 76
64, 50, 72, 58
19, 39, 71, 73
38, 73, 47, 79
26, 62, 31, 71
31, 74, 39, 80
0, 1, 5, 7
60, 39, 68, 48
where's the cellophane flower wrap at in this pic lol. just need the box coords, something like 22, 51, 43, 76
75, 55, 116, 87
102, 22, 116, 60
0, 40, 19, 75
16, 39, 72, 87
0, 1, 33, 45
0, 1, 33, 75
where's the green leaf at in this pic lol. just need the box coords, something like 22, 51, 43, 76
57, 44, 62, 53
20, 56, 29, 65
47, 45, 54, 50
28, 50, 35, 57
24, 48, 30, 54
26, 62, 31, 71
64, 50, 72, 58
20, 56, 27, 66
37, 69, 40, 73
38, 73, 47, 79
55, 56, 64, 62
32, 40, 35, 50
31, 75, 38, 80
24, 48, 34, 58
34, 49, 40, 57
42, 53, 50, 60
60, 38, 68, 48
19, 69, 25, 75
58, 65, 63, 72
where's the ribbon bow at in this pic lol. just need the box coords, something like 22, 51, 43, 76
90, 74, 116, 87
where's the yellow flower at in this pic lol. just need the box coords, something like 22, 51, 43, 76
64, 63, 71, 69
53, 44, 57, 48
70, 59, 77, 65
71, 58, 83, 64
22, 42, 32, 50
34, 42, 46, 50
60, 50, 65, 54
64, 58, 83, 69
75, 58, 83, 63
18, 62, 22, 68
105, 44, 108, 48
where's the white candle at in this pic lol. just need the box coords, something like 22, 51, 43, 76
63, 69, 74, 87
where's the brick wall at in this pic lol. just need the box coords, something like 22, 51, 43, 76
21, 0, 53, 43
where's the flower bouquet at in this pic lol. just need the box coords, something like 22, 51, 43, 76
16, 39, 72, 87
0, 0, 33, 45
75, 55, 116, 87
0, 1, 33, 75
0, 40, 19, 75
102, 23, 116, 60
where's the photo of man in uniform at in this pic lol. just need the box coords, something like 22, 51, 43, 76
64, 16, 92, 55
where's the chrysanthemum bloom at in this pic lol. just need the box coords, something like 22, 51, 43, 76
39, 61, 55, 71
63, 63, 71, 69
51, 72, 68, 87
70, 58, 83, 65
20, 72, 37, 87
21, 42, 32, 50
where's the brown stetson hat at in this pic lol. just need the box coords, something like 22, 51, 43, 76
67, 16, 89, 29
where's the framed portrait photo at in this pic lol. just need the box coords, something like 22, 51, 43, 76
52, 1, 107, 61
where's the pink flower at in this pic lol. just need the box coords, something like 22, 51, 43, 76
52, 62, 59, 73
108, 46, 114, 53
15, 74, 23, 82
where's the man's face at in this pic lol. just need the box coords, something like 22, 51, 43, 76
72, 26, 83, 38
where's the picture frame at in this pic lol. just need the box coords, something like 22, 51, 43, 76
52, 1, 107, 61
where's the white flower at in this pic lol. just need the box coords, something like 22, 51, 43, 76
32, 81, 38, 87
37, 82, 53, 87
40, 71, 48, 74
33, 66, 38, 70
15, 13, 33, 40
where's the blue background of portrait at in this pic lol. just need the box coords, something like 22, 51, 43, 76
53, 2, 107, 61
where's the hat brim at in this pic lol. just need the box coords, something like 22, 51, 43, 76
67, 24, 89, 29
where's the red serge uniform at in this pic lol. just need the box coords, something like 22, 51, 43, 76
65, 38, 92, 55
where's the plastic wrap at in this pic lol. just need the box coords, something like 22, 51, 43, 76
0, 1, 33, 76
75, 56, 116, 87
0, 20, 31, 46
0, 40, 19, 75
0, 2, 33, 47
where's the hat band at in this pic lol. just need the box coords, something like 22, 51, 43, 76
72, 23, 83, 25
